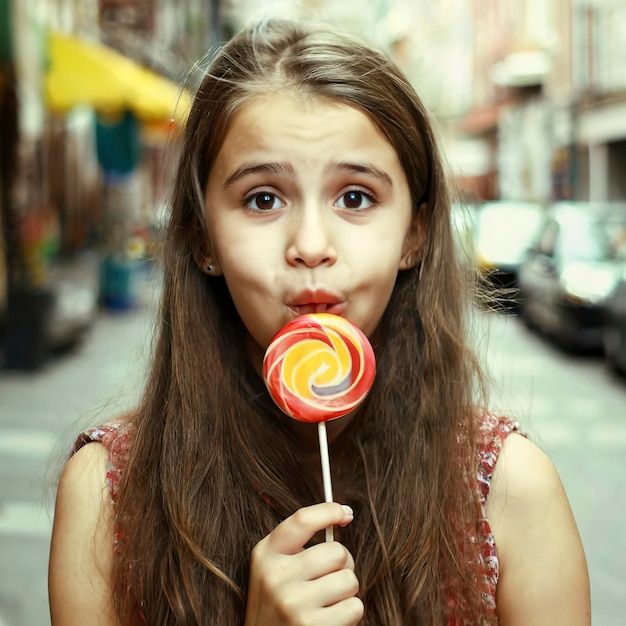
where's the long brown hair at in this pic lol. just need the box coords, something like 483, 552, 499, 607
113, 18, 492, 625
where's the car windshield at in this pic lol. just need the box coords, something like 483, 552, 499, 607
475, 205, 543, 261
558, 219, 614, 263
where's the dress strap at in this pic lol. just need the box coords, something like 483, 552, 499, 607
72, 421, 134, 502
477, 412, 524, 506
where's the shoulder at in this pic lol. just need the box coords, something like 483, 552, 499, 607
49, 439, 119, 625
487, 433, 591, 625
487, 433, 560, 528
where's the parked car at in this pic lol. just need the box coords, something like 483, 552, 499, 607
518, 203, 625, 350
472, 201, 544, 307
604, 266, 626, 375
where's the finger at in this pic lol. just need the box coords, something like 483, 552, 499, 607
296, 541, 355, 579
333, 596, 365, 625
313, 597, 365, 626
267, 503, 354, 555
306, 568, 360, 607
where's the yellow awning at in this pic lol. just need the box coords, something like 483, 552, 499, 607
44, 32, 192, 125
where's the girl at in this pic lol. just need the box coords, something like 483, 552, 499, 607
48, 18, 590, 626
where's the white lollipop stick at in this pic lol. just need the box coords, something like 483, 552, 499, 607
317, 421, 334, 542
263, 314, 376, 544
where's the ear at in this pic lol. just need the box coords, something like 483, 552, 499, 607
399, 203, 427, 270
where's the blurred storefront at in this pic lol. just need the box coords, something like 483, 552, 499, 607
0, 0, 218, 370
1, 0, 56, 370
101, 0, 222, 78
457, 103, 501, 201
456, 1, 557, 203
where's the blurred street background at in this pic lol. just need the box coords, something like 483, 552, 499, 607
1, 0, 626, 625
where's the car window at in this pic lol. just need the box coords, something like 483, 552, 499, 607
557, 219, 614, 263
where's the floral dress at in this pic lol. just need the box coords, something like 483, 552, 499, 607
72, 412, 523, 624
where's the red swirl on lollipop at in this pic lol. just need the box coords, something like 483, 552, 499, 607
263, 313, 376, 422
263, 313, 376, 541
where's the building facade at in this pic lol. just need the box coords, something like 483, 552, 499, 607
459, 0, 626, 204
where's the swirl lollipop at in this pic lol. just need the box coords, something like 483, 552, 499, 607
263, 313, 376, 540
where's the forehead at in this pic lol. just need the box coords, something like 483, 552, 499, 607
213, 92, 401, 172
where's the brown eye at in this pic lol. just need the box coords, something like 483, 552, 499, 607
245, 192, 284, 212
336, 190, 375, 211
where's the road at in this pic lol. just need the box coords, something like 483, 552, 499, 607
0, 294, 625, 625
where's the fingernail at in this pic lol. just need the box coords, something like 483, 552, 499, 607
341, 504, 354, 517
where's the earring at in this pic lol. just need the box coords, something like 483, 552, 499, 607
207, 264, 214, 273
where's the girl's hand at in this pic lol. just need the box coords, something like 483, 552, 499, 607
244, 502, 364, 626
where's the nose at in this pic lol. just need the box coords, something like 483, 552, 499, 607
285, 205, 338, 268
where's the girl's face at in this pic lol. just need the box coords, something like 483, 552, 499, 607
205, 92, 418, 364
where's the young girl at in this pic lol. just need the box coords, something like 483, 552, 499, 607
48, 18, 590, 626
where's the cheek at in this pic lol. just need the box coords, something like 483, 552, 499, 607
355, 234, 406, 273
219, 262, 264, 303
212, 218, 280, 265
352, 258, 403, 337
217, 239, 277, 292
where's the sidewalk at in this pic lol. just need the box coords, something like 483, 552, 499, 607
0, 267, 159, 626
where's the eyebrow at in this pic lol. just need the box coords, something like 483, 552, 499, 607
325, 161, 393, 187
223, 162, 296, 188
223, 160, 394, 189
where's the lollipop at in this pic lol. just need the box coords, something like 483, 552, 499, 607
263, 313, 376, 540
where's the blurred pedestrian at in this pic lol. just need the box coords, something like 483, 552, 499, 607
48, 18, 590, 626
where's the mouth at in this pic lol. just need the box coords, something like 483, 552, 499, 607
288, 303, 346, 315
286, 290, 346, 317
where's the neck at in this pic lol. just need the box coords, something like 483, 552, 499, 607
285, 410, 357, 448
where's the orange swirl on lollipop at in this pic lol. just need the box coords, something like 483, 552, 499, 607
263, 313, 376, 422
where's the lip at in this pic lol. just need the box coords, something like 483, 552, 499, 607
286, 289, 346, 316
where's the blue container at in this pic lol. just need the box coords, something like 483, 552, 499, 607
101, 258, 138, 311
